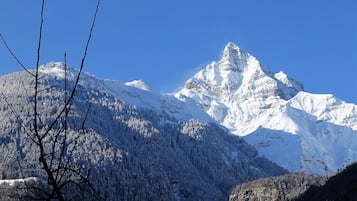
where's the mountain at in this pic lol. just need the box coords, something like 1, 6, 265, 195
175, 42, 357, 175
0, 62, 286, 200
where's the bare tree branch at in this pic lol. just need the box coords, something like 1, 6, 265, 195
1, 0, 103, 200
34, 0, 45, 136
0, 92, 33, 135
31, 1, 66, 200
41, 0, 101, 141
0, 33, 35, 76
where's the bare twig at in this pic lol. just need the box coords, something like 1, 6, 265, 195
57, 103, 92, 187
0, 33, 35, 76
1, 0, 103, 200
33, 0, 45, 137
0, 92, 33, 135
42, 0, 101, 140
35, 0, 101, 200
32, 1, 66, 200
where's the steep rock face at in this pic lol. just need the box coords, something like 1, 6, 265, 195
175, 42, 357, 175
229, 173, 326, 201
0, 63, 287, 201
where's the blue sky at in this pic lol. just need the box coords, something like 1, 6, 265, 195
0, 0, 356, 103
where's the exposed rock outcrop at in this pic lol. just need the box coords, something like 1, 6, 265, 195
230, 173, 326, 201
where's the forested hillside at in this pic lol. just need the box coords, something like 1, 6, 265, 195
0, 65, 286, 200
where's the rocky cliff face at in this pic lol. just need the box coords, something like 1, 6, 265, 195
229, 173, 326, 201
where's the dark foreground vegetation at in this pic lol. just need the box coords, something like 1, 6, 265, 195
294, 162, 357, 201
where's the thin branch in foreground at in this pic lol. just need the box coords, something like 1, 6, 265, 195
42, 0, 101, 140
35, 0, 101, 200
33, 0, 45, 138
32, 0, 66, 200
4, 0, 103, 200
0, 92, 33, 135
0, 33, 35, 76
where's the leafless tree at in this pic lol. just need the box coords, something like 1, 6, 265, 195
1, 0, 103, 200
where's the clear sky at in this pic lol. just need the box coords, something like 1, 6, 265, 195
0, 0, 356, 103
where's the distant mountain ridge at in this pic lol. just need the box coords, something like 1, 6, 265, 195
175, 42, 357, 175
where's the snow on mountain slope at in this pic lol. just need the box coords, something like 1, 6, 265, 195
175, 42, 357, 175
38, 62, 213, 123
244, 96, 357, 175
289, 92, 357, 130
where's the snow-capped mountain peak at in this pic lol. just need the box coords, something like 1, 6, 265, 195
176, 42, 357, 175
220, 42, 252, 72
179, 42, 302, 103
39, 61, 68, 78
176, 42, 303, 129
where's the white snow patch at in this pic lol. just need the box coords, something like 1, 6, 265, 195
39, 62, 66, 78
125, 80, 151, 91
0, 177, 38, 186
